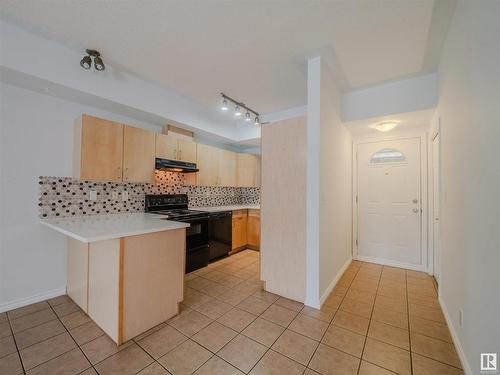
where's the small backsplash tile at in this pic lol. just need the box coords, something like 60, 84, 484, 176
39, 171, 260, 218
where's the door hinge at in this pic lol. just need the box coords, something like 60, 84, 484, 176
356, 195, 358, 204
356, 238, 358, 246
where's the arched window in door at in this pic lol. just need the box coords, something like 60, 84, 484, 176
370, 148, 406, 163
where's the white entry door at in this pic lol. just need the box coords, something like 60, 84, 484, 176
357, 138, 422, 267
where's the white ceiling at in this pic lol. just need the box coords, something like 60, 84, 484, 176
0, 0, 447, 120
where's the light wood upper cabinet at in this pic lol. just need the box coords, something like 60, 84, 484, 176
156, 134, 197, 164
177, 139, 197, 163
218, 150, 237, 187
196, 143, 219, 186
123, 126, 156, 183
75, 115, 124, 182
155, 133, 178, 160
237, 153, 261, 187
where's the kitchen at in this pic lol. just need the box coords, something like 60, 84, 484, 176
39, 114, 262, 346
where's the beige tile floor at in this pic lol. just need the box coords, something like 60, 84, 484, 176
0, 249, 464, 374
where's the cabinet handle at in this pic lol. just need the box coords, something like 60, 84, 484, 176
179, 150, 182, 160
174, 149, 178, 159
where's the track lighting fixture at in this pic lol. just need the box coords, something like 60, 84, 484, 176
234, 105, 242, 117
80, 49, 105, 71
221, 98, 229, 111
219, 93, 260, 126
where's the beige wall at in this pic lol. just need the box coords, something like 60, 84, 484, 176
260, 117, 307, 302
434, 1, 500, 373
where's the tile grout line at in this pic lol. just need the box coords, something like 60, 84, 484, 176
304, 262, 363, 372
355, 265, 382, 375
405, 269, 415, 375
6, 311, 27, 375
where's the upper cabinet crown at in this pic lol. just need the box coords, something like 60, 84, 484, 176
156, 134, 197, 164
74, 115, 155, 183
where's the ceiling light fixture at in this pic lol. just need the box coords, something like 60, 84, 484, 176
219, 93, 260, 126
234, 105, 242, 117
374, 121, 398, 132
80, 49, 105, 71
221, 98, 229, 111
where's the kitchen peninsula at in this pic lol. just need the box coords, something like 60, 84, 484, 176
41, 213, 188, 345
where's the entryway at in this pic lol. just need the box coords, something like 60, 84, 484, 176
355, 137, 424, 270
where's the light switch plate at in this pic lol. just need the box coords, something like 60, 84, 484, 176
122, 191, 129, 201
111, 191, 119, 200
89, 190, 97, 201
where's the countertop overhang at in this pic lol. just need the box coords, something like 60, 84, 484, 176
41, 213, 189, 243
190, 205, 260, 212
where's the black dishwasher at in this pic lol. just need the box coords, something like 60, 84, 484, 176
208, 211, 232, 261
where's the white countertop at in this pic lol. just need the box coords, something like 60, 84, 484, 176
190, 205, 260, 212
41, 213, 189, 243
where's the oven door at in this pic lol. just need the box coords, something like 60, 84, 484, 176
177, 216, 209, 273
182, 216, 209, 250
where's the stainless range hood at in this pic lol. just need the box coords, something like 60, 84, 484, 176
155, 158, 199, 173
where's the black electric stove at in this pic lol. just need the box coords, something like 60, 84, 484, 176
145, 194, 210, 273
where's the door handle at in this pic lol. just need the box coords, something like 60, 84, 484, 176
412, 208, 419, 213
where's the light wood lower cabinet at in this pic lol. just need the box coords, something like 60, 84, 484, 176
67, 229, 185, 344
232, 210, 248, 250
231, 209, 260, 251
247, 209, 261, 249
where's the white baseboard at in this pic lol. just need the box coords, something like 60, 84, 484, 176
0, 286, 66, 313
315, 256, 352, 308
355, 255, 426, 272
438, 296, 473, 375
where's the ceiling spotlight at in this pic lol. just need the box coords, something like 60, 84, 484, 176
80, 49, 105, 71
94, 56, 105, 71
245, 111, 251, 121
374, 121, 398, 132
221, 98, 229, 111
254, 116, 260, 126
234, 105, 242, 117
80, 55, 91, 70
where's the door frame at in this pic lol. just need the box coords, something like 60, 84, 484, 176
352, 128, 429, 271
429, 120, 441, 281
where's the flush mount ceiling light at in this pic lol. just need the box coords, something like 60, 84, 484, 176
374, 121, 399, 132
80, 49, 105, 71
219, 93, 260, 126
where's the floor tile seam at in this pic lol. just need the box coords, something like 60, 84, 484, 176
306, 262, 364, 371
356, 265, 382, 375
19, 301, 93, 374
5, 308, 27, 374
405, 269, 415, 375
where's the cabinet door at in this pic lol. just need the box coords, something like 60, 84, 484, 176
247, 210, 260, 249
219, 150, 237, 187
237, 153, 256, 187
197, 143, 219, 186
254, 156, 261, 187
155, 133, 178, 160
232, 210, 248, 249
178, 139, 197, 163
79, 115, 123, 182
123, 126, 156, 183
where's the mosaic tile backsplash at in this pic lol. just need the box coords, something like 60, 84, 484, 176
39, 171, 260, 218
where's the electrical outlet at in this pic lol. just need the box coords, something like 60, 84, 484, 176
111, 191, 119, 200
459, 309, 463, 326
122, 190, 129, 201
89, 190, 97, 201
